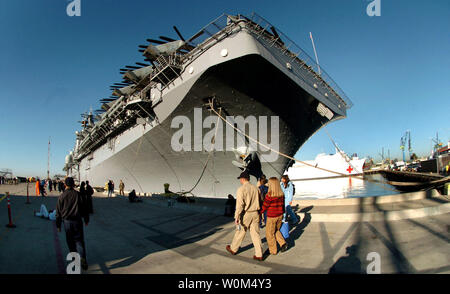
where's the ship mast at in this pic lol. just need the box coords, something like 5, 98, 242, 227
47, 137, 50, 180
309, 32, 321, 75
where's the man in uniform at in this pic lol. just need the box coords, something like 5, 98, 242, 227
226, 171, 263, 261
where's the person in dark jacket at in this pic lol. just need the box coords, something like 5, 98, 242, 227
48, 179, 53, 192
107, 180, 113, 197
128, 189, 142, 203
85, 181, 94, 214
257, 175, 268, 227
224, 194, 236, 217
55, 177, 90, 270
58, 180, 65, 193
80, 181, 86, 201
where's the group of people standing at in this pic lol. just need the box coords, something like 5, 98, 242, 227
106, 179, 126, 197
34, 178, 66, 197
226, 171, 299, 261
79, 181, 95, 214
0, 176, 18, 185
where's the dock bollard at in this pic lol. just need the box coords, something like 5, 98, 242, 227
26, 183, 31, 204
5, 192, 16, 228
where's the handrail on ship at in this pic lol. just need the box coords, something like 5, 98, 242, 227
181, 13, 352, 110
245, 12, 353, 109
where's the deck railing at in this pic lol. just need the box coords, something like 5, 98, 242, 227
184, 13, 353, 110
245, 13, 353, 109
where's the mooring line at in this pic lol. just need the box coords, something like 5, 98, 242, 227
207, 100, 401, 192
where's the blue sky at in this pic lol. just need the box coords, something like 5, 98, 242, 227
0, 0, 449, 178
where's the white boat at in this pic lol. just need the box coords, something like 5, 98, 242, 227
287, 149, 366, 181
290, 176, 365, 199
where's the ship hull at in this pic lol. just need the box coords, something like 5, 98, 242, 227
69, 28, 346, 198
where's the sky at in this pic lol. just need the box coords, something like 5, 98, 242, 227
0, 0, 449, 178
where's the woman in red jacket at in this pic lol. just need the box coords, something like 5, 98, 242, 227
260, 177, 288, 255
35, 179, 40, 196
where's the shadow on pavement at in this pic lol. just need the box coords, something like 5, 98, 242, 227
328, 244, 363, 274
286, 205, 313, 249
84, 196, 233, 273
1, 183, 449, 274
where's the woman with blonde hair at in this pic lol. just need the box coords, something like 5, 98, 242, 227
259, 177, 288, 255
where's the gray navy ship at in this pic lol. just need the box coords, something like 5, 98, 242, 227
64, 13, 353, 198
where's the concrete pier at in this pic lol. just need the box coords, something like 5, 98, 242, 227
0, 183, 449, 274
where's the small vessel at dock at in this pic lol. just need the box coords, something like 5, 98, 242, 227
378, 170, 449, 193
287, 148, 366, 181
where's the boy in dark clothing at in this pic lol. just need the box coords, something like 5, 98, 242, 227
55, 177, 90, 270
258, 175, 268, 227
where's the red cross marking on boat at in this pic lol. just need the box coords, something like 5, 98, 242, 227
347, 165, 353, 174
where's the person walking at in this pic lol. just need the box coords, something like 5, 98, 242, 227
48, 179, 53, 192
280, 175, 299, 224
226, 171, 263, 261
53, 180, 57, 191
85, 181, 94, 214
260, 177, 288, 255
55, 177, 89, 270
119, 180, 125, 196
